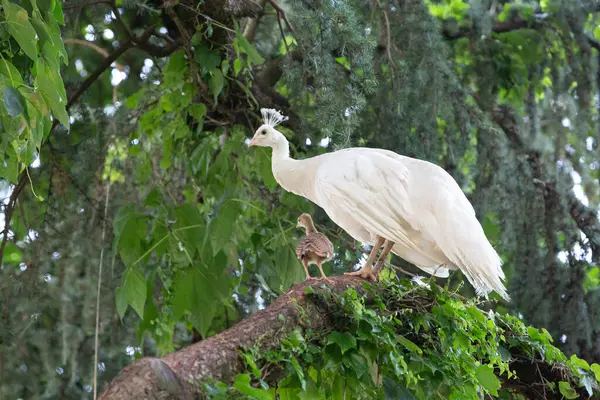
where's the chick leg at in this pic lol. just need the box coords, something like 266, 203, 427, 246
345, 236, 385, 280
372, 239, 395, 280
316, 261, 332, 283
301, 258, 313, 280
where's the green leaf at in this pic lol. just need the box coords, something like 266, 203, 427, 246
4, 243, 23, 264
234, 59, 244, 76
475, 365, 500, 396
591, 363, 600, 382
189, 103, 207, 123
236, 32, 265, 65
344, 353, 369, 378
195, 44, 221, 74
558, 381, 579, 399
35, 58, 69, 128
328, 331, 357, 354
233, 374, 272, 400
210, 199, 241, 255
396, 335, 422, 355
2, 0, 38, 60
1, 145, 19, 183
258, 148, 278, 192
171, 264, 229, 337
0, 59, 25, 86
382, 377, 418, 400
570, 354, 590, 371
112, 206, 147, 267
4, 87, 25, 117
116, 266, 147, 319
209, 68, 224, 102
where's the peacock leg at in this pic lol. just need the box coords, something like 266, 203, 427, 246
372, 239, 395, 280
302, 259, 313, 280
345, 236, 385, 280
316, 261, 332, 283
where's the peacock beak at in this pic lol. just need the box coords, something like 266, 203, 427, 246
248, 137, 258, 147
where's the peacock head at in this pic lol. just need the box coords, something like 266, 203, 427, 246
248, 108, 289, 148
296, 213, 314, 230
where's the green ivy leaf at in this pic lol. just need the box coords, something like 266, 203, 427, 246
328, 331, 357, 354
4, 87, 25, 117
210, 199, 241, 255
591, 363, 600, 382
2, 0, 38, 61
115, 266, 147, 319
558, 381, 579, 399
209, 68, 224, 102
382, 377, 418, 400
475, 364, 500, 396
234, 59, 244, 76
233, 374, 272, 400
0, 59, 25, 86
344, 353, 369, 378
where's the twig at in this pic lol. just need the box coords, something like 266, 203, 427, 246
62, 0, 110, 10
0, 174, 27, 265
276, 12, 290, 54
266, 0, 295, 36
93, 178, 112, 400
64, 39, 126, 71
110, 1, 133, 38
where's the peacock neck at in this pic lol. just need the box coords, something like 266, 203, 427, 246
271, 139, 318, 204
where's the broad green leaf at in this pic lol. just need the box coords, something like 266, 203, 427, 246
570, 354, 590, 371
189, 103, 207, 123
116, 266, 147, 319
236, 32, 265, 65
35, 58, 69, 128
112, 206, 147, 267
396, 335, 422, 355
0, 59, 25, 86
558, 381, 578, 399
4, 87, 25, 117
210, 199, 241, 254
591, 363, 600, 382
2, 0, 38, 60
475, 364, 500, 396
1, 145, 19, 183
195, 44, 221, 74
344, 353, 369, 378
172, 203, 205, 258
234, 59, 243, 76
233, 374, 272, 400
4, 243, 23, 264
209, 68, 224, 102
44, 12, 68, 64
328, 331, 357, 354
382, 377, 418, 400
53, 0, 65, 25
171, 264, 229, 337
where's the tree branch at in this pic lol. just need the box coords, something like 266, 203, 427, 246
98, 276, 590, 399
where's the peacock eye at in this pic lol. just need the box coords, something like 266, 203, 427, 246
261, 130, 267, 135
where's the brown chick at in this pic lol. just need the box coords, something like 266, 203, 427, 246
295, 213, 334, 282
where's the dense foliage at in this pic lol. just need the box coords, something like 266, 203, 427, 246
205, 276, 600, 399
1, 0, 599, 397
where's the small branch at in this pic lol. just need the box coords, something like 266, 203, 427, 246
64, 39, 126, 71
62, 0, 110, 10
0, 174, 27, 266
110, 1, 133, 38
266, 0, 295, 36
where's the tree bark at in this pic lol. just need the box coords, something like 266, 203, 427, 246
99, 276, 590, 399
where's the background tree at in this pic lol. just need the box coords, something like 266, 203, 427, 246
1, 0, 600, 398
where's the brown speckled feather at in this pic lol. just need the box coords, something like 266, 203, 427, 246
296, 232, 334, 262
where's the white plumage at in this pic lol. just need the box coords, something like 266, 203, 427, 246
249, 109, 510, 301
